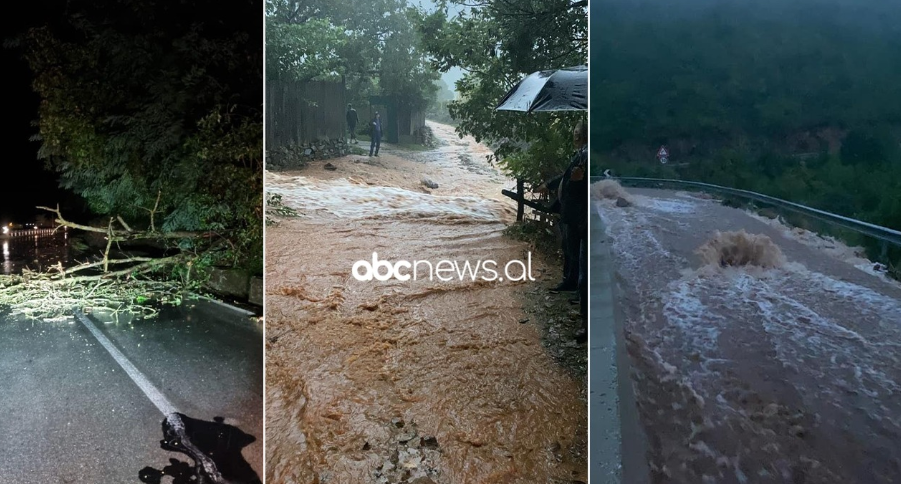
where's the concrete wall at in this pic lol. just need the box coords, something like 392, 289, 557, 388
206, 268, 263, 307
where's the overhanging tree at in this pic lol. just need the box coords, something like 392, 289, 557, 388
415, 0, 588, 184
266, 0, 438, 117
3, 0, 263, 319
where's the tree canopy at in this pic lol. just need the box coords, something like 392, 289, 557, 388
416, 0, 588, 183
591, 0, 901, 153
266, 0, 439, 112
16, 0, 264, 275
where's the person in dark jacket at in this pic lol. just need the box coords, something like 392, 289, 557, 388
369, 112, 382, 157
537, 120, 588, 341
346, 104, 359, 143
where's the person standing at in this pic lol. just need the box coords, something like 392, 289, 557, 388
568, 121, 588, 342
537, 120, 588, 342
346, 104, 358, 143
370, 111, 382, 157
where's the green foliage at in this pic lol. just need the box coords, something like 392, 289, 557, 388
426, 79, 459, 125
840, 127, 900, 167
266, 0, 439, 111
265, 192, 299, 227
416, 0, 587, 184
593, 0, 901, 270
427, 100, 458, 126
266, 193, 299, 217
266, 18, 346, 81
591, 0, 901, 152
347, 145, 368, 156
503, 220, 560, 260
18, 0, 263, 276
433, 78, 456, 104
498, 118, 579, 184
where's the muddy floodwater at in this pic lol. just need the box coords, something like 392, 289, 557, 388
595, 186, 901, 483
265, 122, 587, 483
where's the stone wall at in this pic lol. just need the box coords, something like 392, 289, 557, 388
266, 137, 349, 170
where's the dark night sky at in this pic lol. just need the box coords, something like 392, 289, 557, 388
2, 1, 82, 225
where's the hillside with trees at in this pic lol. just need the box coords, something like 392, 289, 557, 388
591, 0, 901, 266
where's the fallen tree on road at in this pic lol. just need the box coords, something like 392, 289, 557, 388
0, 202, 230, 322
4, 0, 264, 323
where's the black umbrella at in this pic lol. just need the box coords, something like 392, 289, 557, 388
495, 65, 587, 113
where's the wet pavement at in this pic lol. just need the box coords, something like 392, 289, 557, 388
588, 207, 651, 484
2, 233, 70, 275
0, 299, 263, 483
595, 186, 901, 483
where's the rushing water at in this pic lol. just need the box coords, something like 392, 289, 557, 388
265, 123, 587, 483
595, 187, 901, 483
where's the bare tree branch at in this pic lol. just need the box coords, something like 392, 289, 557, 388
117, 215, 133, 232
61, 256, 160, 275
103, 218, 114, 273
52, 255, 185, 285
37, 205, 123, 235
37, 204, 207, 240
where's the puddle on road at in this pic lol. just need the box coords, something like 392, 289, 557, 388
266, 123, 586, 483
2, 234, 70, 275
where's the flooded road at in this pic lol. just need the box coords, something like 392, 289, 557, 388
265, 122, 587, 483
2, 233, 70, 275
594, 186, 901, 483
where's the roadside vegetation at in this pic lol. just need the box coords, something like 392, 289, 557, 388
3, 0, 262, 319
591, 0, 901, 271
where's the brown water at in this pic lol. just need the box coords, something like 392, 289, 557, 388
596, 188, 901, 483
265, 122, 586, 483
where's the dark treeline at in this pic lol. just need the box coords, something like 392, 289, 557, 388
9, 0, 264, 277
591, 0, 901, 265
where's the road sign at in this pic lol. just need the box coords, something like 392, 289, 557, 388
657, 145, 669, 164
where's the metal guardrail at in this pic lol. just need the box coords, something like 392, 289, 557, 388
1, 228, 63, 239
590, 176, 901, 257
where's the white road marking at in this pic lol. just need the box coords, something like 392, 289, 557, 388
75, 309, 225, 482
74, 310, 176, 416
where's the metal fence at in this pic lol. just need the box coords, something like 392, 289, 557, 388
2, 227, 63, 239
591, 176, 901, 260
265, 80, 346, 149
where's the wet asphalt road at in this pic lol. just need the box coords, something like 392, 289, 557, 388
0, 299, 263, 483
